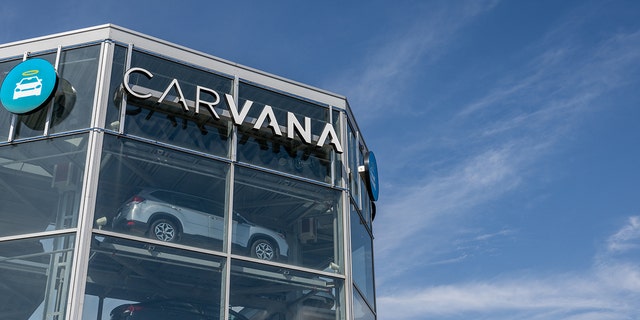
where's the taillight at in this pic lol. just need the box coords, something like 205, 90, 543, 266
130, 196, 145, 203
125, 305, 143, 314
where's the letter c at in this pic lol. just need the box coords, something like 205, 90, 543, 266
123, 67, 154, 99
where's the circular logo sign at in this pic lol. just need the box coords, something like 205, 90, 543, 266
0, 58, 58, 114
365, 151, 379, 201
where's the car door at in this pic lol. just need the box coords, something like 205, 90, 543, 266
232, 213, 251, 247
205, 200, 225, 241
170, 193, 208, 237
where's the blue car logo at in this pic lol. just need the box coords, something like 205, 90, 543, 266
14, 75, 44, 99
0, 59, 57, 114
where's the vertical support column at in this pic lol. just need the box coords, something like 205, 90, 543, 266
221, 74, 240, 320
66, 39, 113, 320
221, 164, 234, 320
117, 43, 134, 134
342, 110, 354, 320
39, 44, 71, 320
330, 106, 336, 187
230, 75, 239, 162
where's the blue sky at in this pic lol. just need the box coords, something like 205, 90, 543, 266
2, 1, 640, 319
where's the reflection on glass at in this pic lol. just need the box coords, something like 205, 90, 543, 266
104, 45, 128, 131
332, 109, 343, 187
0, 58, 21, 142
0, 134, 87, 237
351, 205, 375, 305
230, 260, 344, 320
94, 135, 230, 253
1, 46, 94, 136
83, 235, 225, 320
122, 51, 233, 158
0, 234, 75, 320
353, 289, 376, 320
237, 83, 335, 183
49, 45, 101, 134
0, 107, 11, 142
233, 166, 342, 270
361, 191, 372, 228
347, 123, 360, 204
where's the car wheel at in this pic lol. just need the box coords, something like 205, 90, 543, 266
251, 239, 276, 261
149, 218, 178, 242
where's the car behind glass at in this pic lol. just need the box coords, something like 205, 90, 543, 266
109, 300, 249, 320
111, 189, 288, 261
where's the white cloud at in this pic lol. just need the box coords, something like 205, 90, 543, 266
378, 217, 640, 320
459, 15, 640, 123
373, 2, 640, 279
606, 216, 640, 254
322, 1, 640, 319
368, 4, 640, 319
374, 145, 528, 283
377, 271, 639, 319
474, 228, 515, 242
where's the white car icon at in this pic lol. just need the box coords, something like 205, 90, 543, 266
13, 76, 43, 99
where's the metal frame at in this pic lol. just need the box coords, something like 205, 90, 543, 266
0, 25, 376, 320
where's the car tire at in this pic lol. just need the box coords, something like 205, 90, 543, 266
250, 239, 276, 261
149, 218, 179, 242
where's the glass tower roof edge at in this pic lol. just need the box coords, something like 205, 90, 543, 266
0, 24, 351, 112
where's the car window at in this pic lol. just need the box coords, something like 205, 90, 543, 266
150, 190, 173, 202
234, 213, 248, 224
172, 194, 202, 212
203, 199, 223, 217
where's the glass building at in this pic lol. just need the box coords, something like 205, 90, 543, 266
0, 25, 378, 320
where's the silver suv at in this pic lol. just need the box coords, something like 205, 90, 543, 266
112, 189, 288, 261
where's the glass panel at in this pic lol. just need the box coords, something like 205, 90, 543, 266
353, 289, 376, 320
105, 45, 127, 131
0, 234, 75, 320
332, 109, 343, 187
351, 204, 375, 305
49, 45, 101, 134
230, 260, 344, 320
233, 166, 342, 270
83, 235, 225, 320
349, 137, 373, 229
123, 51, 233, 158
0, 134, 87, 237
361, 191, 372, 228
0, 58, 21, 141
14, 53, 56, 139
347, 123, 360, 204
237, 83, 335, 183
94, 135, 230, 253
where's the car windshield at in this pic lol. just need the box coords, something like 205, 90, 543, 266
20, 77, 39, 84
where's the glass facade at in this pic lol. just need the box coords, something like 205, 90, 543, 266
0, 25, 377, 320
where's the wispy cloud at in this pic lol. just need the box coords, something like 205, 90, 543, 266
378, 216, 640, 319
378, 270, 640, 319
474, 228, 516, 242
374, 144, 529, 282
358, 2, 640, 319
606, 216, 640, 254
458, 14, 640, 124
374, 0, 640, 272
329, 1, 499, 118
